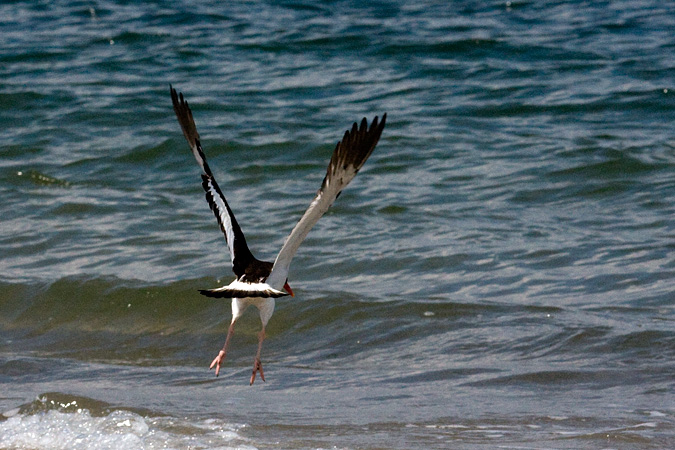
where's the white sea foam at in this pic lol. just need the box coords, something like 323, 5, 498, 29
0, 408, 256, 450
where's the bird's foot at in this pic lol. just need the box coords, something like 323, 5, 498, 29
250, 358, 265, 385
209, 350, 226, 377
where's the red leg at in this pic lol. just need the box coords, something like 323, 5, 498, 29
210, 320, 236, 377
250, 327, 266, 385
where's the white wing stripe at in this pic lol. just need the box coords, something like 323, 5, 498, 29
203, 176, 236, 264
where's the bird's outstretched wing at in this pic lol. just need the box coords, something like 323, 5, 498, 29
170, 86, 255, 277
266, 114, 386, 289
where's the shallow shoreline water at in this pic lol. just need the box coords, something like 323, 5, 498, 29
1, 0, 674, 448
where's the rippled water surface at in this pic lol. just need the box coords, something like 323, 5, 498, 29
1, 1, 674, 448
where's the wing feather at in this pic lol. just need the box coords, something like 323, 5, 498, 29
170, 86, 254, 277
266, 114, 386, 289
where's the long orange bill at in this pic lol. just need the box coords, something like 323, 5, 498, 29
283, 281, 294, 297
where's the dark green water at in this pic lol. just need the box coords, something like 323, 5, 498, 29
1, 1, 674, 448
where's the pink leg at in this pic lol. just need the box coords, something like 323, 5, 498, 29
250, 327, 266, 385
210, 320, 236, 377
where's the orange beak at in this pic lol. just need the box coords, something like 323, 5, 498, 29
283, 281, 294, 297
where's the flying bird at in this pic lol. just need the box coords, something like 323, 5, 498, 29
170, 86, 386, 384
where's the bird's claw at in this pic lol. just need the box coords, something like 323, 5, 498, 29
210, 350, 226, 377
250, 358, 265, 385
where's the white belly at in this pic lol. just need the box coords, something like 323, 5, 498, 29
231, 297, 275, 327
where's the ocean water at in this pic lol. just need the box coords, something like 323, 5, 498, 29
1, 0, 674, 448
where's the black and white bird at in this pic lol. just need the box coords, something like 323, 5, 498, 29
170, 86, 386, 384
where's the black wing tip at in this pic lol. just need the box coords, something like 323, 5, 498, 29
170, 85, 204, 156
322, 113, 386, 190
355, 113, 386, 129
170, 85, 188, 111
349, 113, 387, 143
371, 113, 386, 132
169, 84, 178, 104
341, 114, 386, 144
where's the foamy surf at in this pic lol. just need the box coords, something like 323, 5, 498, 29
0, 394, 255, 450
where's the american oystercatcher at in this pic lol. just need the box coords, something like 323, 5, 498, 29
170, 86, 386, 384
